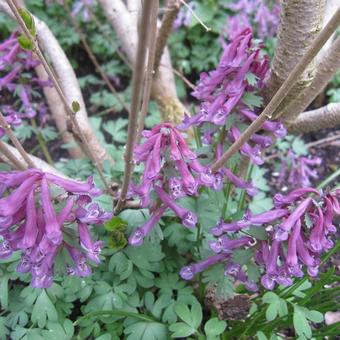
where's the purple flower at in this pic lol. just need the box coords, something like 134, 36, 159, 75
128, 206, 166, 246
209, 235, 253, 253
154, 186, 197, 228
66, 244, 92, 277
78, 223, 103, 263
180, 253, 229, 280
273, 188, 320, 207
0, 168, 111, 288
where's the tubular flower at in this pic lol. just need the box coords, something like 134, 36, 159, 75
0, 169, 112, 288
182, 188, 338, 291
276, 150, 322, 188
0, 32, 52, 133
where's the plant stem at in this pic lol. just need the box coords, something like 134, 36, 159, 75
317, 167, 340, 189
237, 163, 254, 212
211, 7, 340, 172
114, 1, 158, 213
30, 119, 54, 165
0, 139, 27, 169
136, 1, 159, 144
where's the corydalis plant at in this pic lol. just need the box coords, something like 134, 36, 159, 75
128, 122, 217, 246
182, 188, 339, 290
0, 169, 112, 288
225, 0, 280, 40
0, 32, 52, 137
277, 150, 322, 188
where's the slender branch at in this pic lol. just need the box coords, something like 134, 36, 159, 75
65, 4, 129, 112
0, 111, 35, 167
281, 36, 340, 121
154, 0, 180, 72
0, 139, 27, 169
211, 7, 340, 172
114, 1, 158, 213
136, 1, 159, 144
6, 0, 114, 194
0, 141, 64, 175
179, 0, 210, 31
287, 103, 340, 134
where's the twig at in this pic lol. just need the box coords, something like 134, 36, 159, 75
65, 4, 129, 112
0, 139, 27, 169
211, 7, 340, 172
179, 0, 211, 32
160, 62, 196, 89
6, 0, 114, 194
306, 133, 340, 148
114, 1, 158, 213
264, 133, 340, 162
154, 0, 180, 72
136, 1, 159, 143
0, 111, 35, 168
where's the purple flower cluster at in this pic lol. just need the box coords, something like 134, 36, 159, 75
0, 33, 52, 137
129, 123, 219, 246
179, 27, 286, 170
180, 188, 339, 290
277, 150, 322, 188
226, 0, 280, 40
180, 28, 270, 129
0, 169, 112, 288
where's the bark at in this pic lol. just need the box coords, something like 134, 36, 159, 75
98, 0, 186, 124
317, 0, 339, 62
34, 65, 83, 158
154, 0, 181, 72
1, 141, 64, 175
266, 0, 326, 117
281, 36, 340, 121
0, 0, 112, 163
287, 103, 340, 133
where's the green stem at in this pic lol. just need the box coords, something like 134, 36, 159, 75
317, 167, 340, 189
30, 119, 54, 165
237, 163, 254, 213
73, 310, 157, 326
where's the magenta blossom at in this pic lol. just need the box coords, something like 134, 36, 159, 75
0, 169, 112, 288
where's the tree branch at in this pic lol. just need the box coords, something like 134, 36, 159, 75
265, 0, 326, 116
211, 7, 340, 172
136, 1, 159, 143
98, 0, 187, 124
115, 1, 158, 213
287, 103, 340, 134
280, 35, 340, 121
154, 0, 180, 72
0, 141, 64, 175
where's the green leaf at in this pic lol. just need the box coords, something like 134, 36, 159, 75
169, 322, 196, 338
71, 100, 81, 113
18, 8, 36, 35
174, 304, 192, 325
103, 118, 128, 144
204, 318, 227, 336
108, 230, 128, 250
242, 92, 263, 109
31, 290, 58, 328
124, 322, 167, 340
256, 331, 268, 340
293, 306, 312, 338
0, 274, 9, 309
105, 216, 128, 232
247, 226, 268, 240
266, 303, 278, 321
18, 34, 33, 50
305, 310, 323, 323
